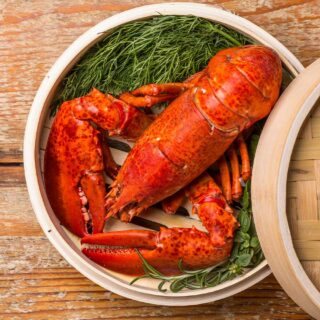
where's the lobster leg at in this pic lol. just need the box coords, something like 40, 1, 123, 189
161, 189, 185, 214
101, 133, 120, 180
227, 145, 242, 201
237, 134, 251, 182
82, 173, 238, 275
131, 83, 194, 95
89, 90, 153, 139
119, 93, 177, 108
119, 83, 194, 108
161, 134, 250, 213
217, 155, 232, 204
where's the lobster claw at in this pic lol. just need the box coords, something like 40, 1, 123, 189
44, 89, 152, 237
45, 171, 106, 238
81, 226, 234, 276
82, 172, 238, 275
44, 97, 108, 237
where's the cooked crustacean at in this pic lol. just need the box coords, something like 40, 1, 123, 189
44, 89, 153, 237
45, 45, 282, 275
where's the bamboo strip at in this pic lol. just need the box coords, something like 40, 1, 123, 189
291, 139, 320, 160
292, 220, 320, 241
294, 241, 320, 260
288, 160, 315, 182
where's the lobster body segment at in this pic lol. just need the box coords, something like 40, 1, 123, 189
106, 46, 282, 221
107, 90, 236, 221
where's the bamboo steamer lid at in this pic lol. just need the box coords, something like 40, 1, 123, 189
252, 59, 320, 319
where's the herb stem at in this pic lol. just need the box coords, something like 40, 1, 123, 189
209, 25, 242, 46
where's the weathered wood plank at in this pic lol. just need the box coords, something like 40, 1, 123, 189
0, 166, 43, 236
0, 235, 307, 319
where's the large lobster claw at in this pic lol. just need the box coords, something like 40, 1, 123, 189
44, 89, 152, 237
82, 173, 238, 275
82, 228, 233, 276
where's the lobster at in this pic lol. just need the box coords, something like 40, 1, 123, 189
45, 45, 282, 276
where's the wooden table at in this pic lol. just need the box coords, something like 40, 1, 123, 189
1, 0, 319, 319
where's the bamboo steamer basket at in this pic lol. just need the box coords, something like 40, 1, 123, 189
252, 59, 320, 319
24, 2, 319, 314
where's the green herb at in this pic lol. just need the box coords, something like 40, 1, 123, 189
51, 15, 252, 114
131, 152, 264, 292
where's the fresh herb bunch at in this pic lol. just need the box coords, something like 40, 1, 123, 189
52, 15, 252, 114
131, 132, 264, 293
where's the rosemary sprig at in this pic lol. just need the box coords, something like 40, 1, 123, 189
130, 133, 265, 293
51, 15, 252, 114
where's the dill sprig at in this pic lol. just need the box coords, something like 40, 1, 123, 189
130, 132, 264, 293
52, 15, 252, 114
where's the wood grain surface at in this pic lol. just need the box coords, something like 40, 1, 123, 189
1, 0, 319, 319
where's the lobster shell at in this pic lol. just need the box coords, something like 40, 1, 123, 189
106, 45, 282, 221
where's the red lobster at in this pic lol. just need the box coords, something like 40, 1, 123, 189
45, 45, 282, 275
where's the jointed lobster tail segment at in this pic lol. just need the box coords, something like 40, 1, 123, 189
44, 89, 152, 237
105, 45, 282, 221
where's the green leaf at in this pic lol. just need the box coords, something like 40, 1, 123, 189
220, 271, 232, 282
237, 253, 253, 267
242, 240, 250, 249
234, 231, 243, 243
241, 182, 251, 210
230, 242, 240, 259
250, 236, 260, 248
239, 210, 251, 232
240, 231, 251, 241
